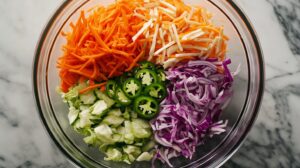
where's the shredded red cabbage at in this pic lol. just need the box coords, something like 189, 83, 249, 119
151, 59, 234, 167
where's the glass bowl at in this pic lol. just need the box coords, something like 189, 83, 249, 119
33, 0, 264, 167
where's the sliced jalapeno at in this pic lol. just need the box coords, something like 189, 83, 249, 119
156, 69, 167, 83
138, 61, 156, 70
117, 74, 128, 84
135, 69, 158, 87
122, 78, 142, 99
132, 66, 141, 74
106, 80, 117, 98
115, 87, 132, 106
133, 96, 159, 119
124, 71, 134, 77
144, 83, 167, 102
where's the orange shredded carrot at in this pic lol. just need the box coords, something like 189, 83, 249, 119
126, 50, 145, 71
79, 82, 107, 94
57, 0, 147, 92
108, 61, 126, 78
100, 85, 106, 92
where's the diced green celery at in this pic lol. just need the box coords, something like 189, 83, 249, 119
80, 91, 96, 105
130, 110, 138, 119
108, 109, 122, 117
63, 89, 78, 102
76, 109, 92, 128
142, 140, 156, 152
124, 121, 134, 144
89, 114, 103, 125
95, 90, 115, 107
91, 100, 108, 116
122, 154, 132, 164
72, 122, 90, 136
116, 126, 126, 134
83, 131, 100, 146
68, 106, 79, 125
94, 124, 114, 144
123, 107, 131, 120
112, 134, 122, 142
68, 99, 82, 109
135, 142, 144, 147
136, 152, 153, 162
111, 127, 117, 133
102, 115, 124, 127
104, 148, 122, 161
99, 144, 109, 153
128, 154, 136, 162
63, 83, 87, 101
79, 105, 90, 111
131, 119, 151, 139
115, 126, 126, 143
123, 145, 141, 157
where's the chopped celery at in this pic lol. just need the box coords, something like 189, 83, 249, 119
104, 148, 122, 161
83, 131, 99, 146
136, 152, 153, 161
131, 119, 152, 139
63, 83, 87, 101
68, 106, 79, 125
102, 115, 124, 127
95, 90, 115, 107
108, 108, 122, 117
124, 121, 134, 144
123, 145, 142, 157
94, 124, 114, 144
76, 109, 92, 128
91, 100, 108, 116
142, 140, 156, 152
80, 91, 96, 105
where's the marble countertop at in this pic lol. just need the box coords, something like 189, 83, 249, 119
0, 0, 299, 167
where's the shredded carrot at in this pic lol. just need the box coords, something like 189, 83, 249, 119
100, 85, 106, 92
79, 82, 107, 94
57, 0, 148, 92
126, 50, 145, 71
109, 61, 126, 78
89, 80, 95, 86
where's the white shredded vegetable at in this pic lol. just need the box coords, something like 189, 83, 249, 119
175, 53, 203, 57
182, 29, 204, 41
133, 0, 227, 65
132, 19, 153, 42
148, 24, 160, 60
154, 41, 176, 56
160, 0, 177, 12
171, 24, 183, 51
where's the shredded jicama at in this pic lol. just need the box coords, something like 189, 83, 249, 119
131, 0, 228, 68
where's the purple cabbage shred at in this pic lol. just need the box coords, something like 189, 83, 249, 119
151, 59, 234, 167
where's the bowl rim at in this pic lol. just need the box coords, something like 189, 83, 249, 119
32, 0, 265, 167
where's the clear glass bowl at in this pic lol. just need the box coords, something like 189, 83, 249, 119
33, 0, 264, 167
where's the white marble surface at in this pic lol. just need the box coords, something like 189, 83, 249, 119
0, 0, 299, 167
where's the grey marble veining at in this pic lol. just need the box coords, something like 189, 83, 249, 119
225, 0, 300, 167
0, 0, 299, 168
267, 0, 300, 56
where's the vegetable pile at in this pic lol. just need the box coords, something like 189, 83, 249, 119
62, 82, 156, 164
57, 0, 148, 92
57, 0, 228, 93
56, 0, 236, 167
150, 59, 233, 166
130, 0, 228, 67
